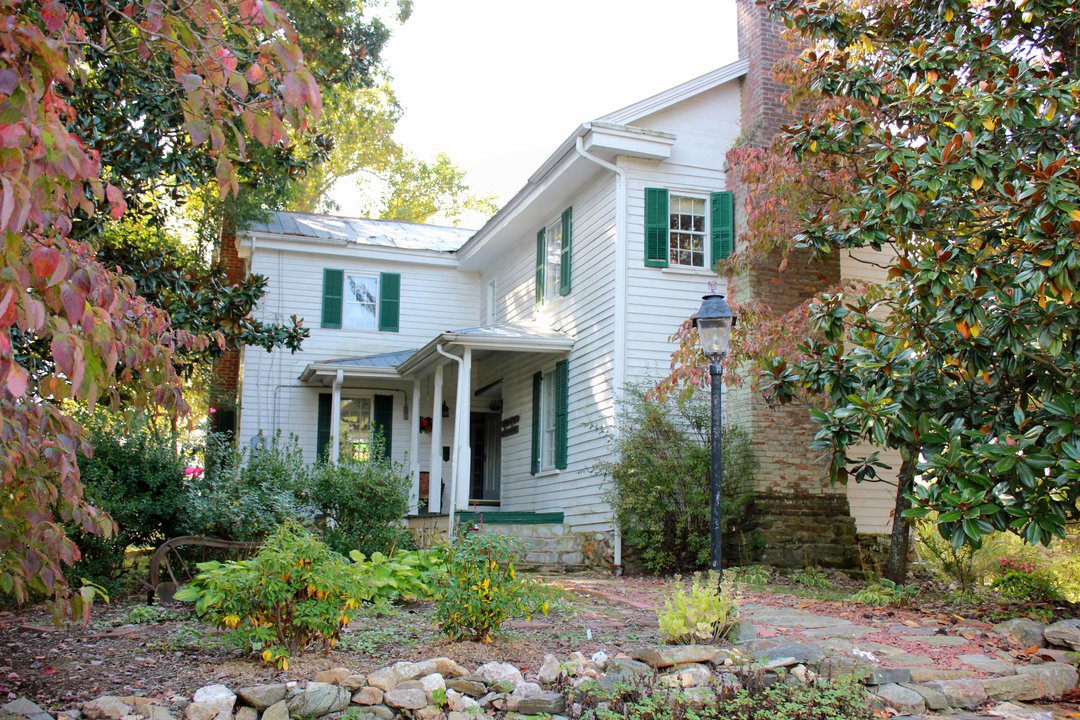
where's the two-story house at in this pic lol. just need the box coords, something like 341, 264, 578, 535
218, 0, 900, 571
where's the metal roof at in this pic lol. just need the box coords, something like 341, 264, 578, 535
246, 211, 475, 252
319, 349, 417, 368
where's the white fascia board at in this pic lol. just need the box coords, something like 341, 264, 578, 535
299, 363, 402, 383
456, 123, 674, 270
600, 59, 750, 125
397, 335, 574, 377
238, 231, 460, 269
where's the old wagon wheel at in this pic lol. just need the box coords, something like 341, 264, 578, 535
147, 536, 261, 604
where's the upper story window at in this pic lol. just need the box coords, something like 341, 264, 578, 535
669, 195, 707, 268
344, 274, 379, 329
644, 188, 734, 270
321, 269, 400, 332
535, 207, 573, 306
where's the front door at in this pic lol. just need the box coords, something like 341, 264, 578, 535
469, 412, 501, 503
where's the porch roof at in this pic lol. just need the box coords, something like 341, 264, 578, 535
298, 324, 573, 383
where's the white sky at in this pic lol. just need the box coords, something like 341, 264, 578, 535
334, 0, 740, 226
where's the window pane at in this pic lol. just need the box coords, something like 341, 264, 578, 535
340, 397, 372, 460
668, 195, 706, 268
343, 275, 378, 329
544, 218, 562, 301
541, 371, 556, 469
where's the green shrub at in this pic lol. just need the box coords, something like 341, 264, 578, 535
657, 571, 738, 644
731, 564, 772, 586
350, 548, 442, 603
852, 578, 920, 607
433, 532, 549, 643
596, 385, 755, 575
302, 438, 412, 556
990, 557, 1062, 601
183, 431, 304, 541
174, 522, 364, 668
71, 413, 187, 593
791, 566, 833, 589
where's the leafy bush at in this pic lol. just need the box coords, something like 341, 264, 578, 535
597, 386, 755, 574
571, 674, 870, 720
731, 565, 772, 586
350, 548, 442, 603
852, 578, 920, 607
657, 571, 738, 644
71, 413, 187, 592
302, 439, 412, 556
174, 522, 364, 668
434, 532, 549, 643
990, 557, 1062, 601
791, 566, 833, 589
183, 431, 305, 541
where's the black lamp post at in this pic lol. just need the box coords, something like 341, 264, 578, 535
693, 293, 736, 576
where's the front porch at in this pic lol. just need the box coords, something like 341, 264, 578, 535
299, 323, 574, 537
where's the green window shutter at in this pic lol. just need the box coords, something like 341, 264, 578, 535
711, 190, 735, 266
531, 372, 542, 475
554, 359, 569, 470
316, 393, 332, 462
560, 207, 572, 296
321, 269, 344, 328
378, 272, 401, 332
373, 394, 394, 458
644, 188, 669, 267
535, 228, 545, 306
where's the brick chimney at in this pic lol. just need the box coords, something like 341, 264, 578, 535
210, 222, 245, 436
728, 0, 858, 569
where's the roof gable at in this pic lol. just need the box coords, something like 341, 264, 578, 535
599, 59, 748, 126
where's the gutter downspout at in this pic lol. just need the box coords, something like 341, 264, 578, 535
436, 344, 470, 538
575, 135, 626, 575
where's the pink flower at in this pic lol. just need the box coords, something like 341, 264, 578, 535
184, 466, 204, 477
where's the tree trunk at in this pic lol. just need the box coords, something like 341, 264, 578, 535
884, 454, 917, 583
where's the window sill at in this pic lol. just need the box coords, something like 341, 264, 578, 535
534, 468, 561, 479
659, 266, 717, 277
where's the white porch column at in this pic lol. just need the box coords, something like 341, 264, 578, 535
408, 378, 421, 514
329, 369, 343, 463
454, 347, 472, 514
428, 363, 444, 514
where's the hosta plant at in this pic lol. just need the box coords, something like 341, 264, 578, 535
175, 522, 364, 668
657, 571, 739, 644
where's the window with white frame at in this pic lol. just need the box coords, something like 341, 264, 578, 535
668, 195, 707, 268
339, 397, 372, 460
343, 274, 379, 329
539, 370, 556, 470
544, 216, 563, 302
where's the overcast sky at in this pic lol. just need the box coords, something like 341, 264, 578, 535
334, 0, 741, 226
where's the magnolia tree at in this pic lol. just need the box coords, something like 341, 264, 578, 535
664, 0, 1079, 581
0, 0, 320, 616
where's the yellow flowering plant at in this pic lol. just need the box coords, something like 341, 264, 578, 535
433, 531, 551, 643
174, 521, 366, 668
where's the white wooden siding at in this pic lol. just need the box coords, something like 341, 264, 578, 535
238, 245, 479, 464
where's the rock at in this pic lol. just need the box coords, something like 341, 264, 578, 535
82, 699, 133, 720
364, 706, 394, 720
566, 652, 588, 674
342, 675, 367, 691
984, 701, 1054, 720
475, 661, 523, 688
417, 674, 446, 703
923, 679, 988, 709
445, 679, 487, 698
3, 699, 51, 720
727, 621, 756, 643
604, 658, 654, 681
907, 668, 978, 682
791, 665, 815, 684
994, 619, 1048, 649
286, 682, 350, 717
958, 653, 1016, 676
1014, 662, 1078, 698
1044, 619, 1080, 651
755, 657, 798, 672
538, 654, 561, 684
191, 686, 236, 720
445, 690, 478, 713
448, 714, 475, 720
631, 645, 720, 668
865, 668, 912, 686
260, 702, 287, 720
873, 684, 926, 715
900, 683, 949, 711
313, 668, 352, 685
658, 664, 711, 688
236, 685, 287, 710
982, 674, 1046, 702
756, 643, 824, 664
476, 692, 498, 708
232, 708, 256, 720
381, 689, 426, 711
430, 658, 469, 678
504, 682, 543, 711
591, 651, 609, 670
413, 707, 442, 720
516, 692, 567, 715
351, 688, 384, 706
367, 661, 438, 691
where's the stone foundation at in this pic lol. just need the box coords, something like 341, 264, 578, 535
747, 493, 859, 569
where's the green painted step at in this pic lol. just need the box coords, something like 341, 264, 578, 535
456, 511, 564, 525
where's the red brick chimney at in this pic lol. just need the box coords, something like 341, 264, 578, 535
729, 0, 858, 569
211, 222, 245, 436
